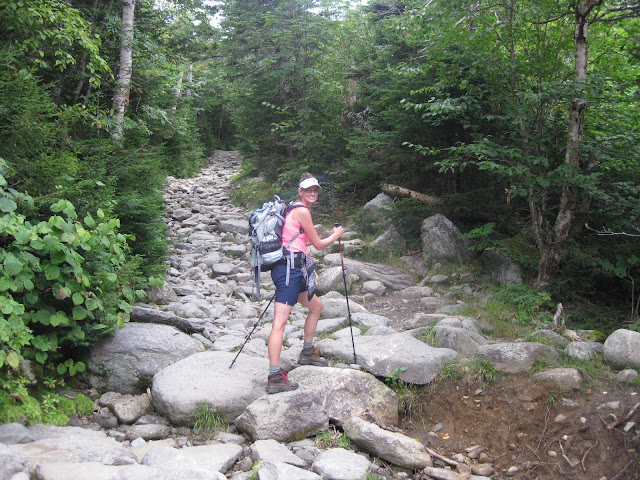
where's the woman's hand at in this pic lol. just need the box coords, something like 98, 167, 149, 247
332, 225, 345, 240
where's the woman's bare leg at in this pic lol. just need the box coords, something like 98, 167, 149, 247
268, 301, 293, 366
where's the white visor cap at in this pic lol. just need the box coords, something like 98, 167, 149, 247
299, 177, 321, 190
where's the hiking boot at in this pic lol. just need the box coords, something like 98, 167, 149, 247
298, 347, 329, 367
266, 370, 299, 394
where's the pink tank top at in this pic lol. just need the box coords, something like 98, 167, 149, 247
282, 205, 308, 253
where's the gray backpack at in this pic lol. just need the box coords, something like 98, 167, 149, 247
248, 196, 302, 298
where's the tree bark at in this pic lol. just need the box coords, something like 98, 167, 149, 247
381, 184, 440, 206
112, 0, 136, 141
535, 0, 603, 288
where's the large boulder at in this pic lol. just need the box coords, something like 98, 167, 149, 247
343, 417, 432, 470
322, 255, 415, 290
287, 366, 399, 426
152, 351, 269, 425
476, 342, 558, 374
604, 329, 640, 369
421, 214, 470, 267
434, 317, 488, 356
141, 444, 241, 478
83, 322, 204, 394
234, 389, 328, 442
480, 247, 523, 284
317, 333, 458, 385
3, 425, 137, 471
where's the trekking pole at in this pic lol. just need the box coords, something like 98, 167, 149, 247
335, 223, 357, 365
229, 294, 275, 369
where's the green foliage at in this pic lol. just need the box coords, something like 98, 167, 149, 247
0, 374, 94, 426
418, 326, 437, 347
462, 223, 500, 254
469, 358, 498, 385
489, 284, 553, 326
0, 158, 141, 373
315, 425, 353, 450
350, 209, 385, 239
192, 402, 228, 435
386, 198, 434, 250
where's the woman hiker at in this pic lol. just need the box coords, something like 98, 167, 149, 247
266, 174, 345, 394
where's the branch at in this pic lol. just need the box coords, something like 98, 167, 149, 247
607, 402, 640, 430
585, 224, 640, 237
381, 184, 440, 206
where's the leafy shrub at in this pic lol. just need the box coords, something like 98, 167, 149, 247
488, 283, 553, 325
0, 158, 143, 374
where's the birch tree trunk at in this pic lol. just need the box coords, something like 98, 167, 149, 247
534, 0, 603, 289
112, 0, 136, 141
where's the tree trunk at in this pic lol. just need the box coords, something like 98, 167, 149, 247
381, 184, 440, 206
535, 0, 602, 288
112, 0, 136, 141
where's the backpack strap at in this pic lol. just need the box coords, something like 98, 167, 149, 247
282, 202, 305, 286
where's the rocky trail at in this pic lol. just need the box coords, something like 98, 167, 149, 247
1, 151, 639, 480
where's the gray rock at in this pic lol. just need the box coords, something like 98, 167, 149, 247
152, 351, 269, 425
362, 281, 386, 296
141, 444, 241, 478
35, 462, 165, 480
9, 425, 136, 467
528, 330, 570, 348
234, 389, 328, 442
318, 294, 367, 318
371, 227, 406, 250
399, 286, 434, 298
318, 333, 457, 385
421, 214, 470, 267
250, 439, 306, 467
476, 342, 558, 374
423, 466, 491, 480
322, 255, 415, 290
617, 368, 639, 383
604, 329, 640, 369
124, 424, 172, 441
480, 247, 523, 284
565, 341, 603, 361
218, 218, 248, 235
0, 424, 34, 445
351, 312, 390, 327
83, 322, 205, 394
132, 304, 209, 332
0, 443, 29, 480
532, 368, 584, 392
257, 460, 321, 480
434, 323, 487, 356
311, 448, 371, 480
363, 193, 393, 213
287, 366, 398, 426
109, 393, 152, 424
316, 267, 353, 296
343, 417, 432, 470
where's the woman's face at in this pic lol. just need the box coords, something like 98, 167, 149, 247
299, 187, 320, 206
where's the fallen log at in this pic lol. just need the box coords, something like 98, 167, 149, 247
381, 184, 440, 206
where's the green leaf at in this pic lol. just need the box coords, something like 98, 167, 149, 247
57, 363, 67, 375
4, 254, 23, 276
75, 361, 86, 372
85, 296, 99, 311
72, 292, 84, 305
72, 305, 88, 320
44, 264, 61, 280
0, 197, 17, 212
35, 352, 48, 364
7, 351, 20, 369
